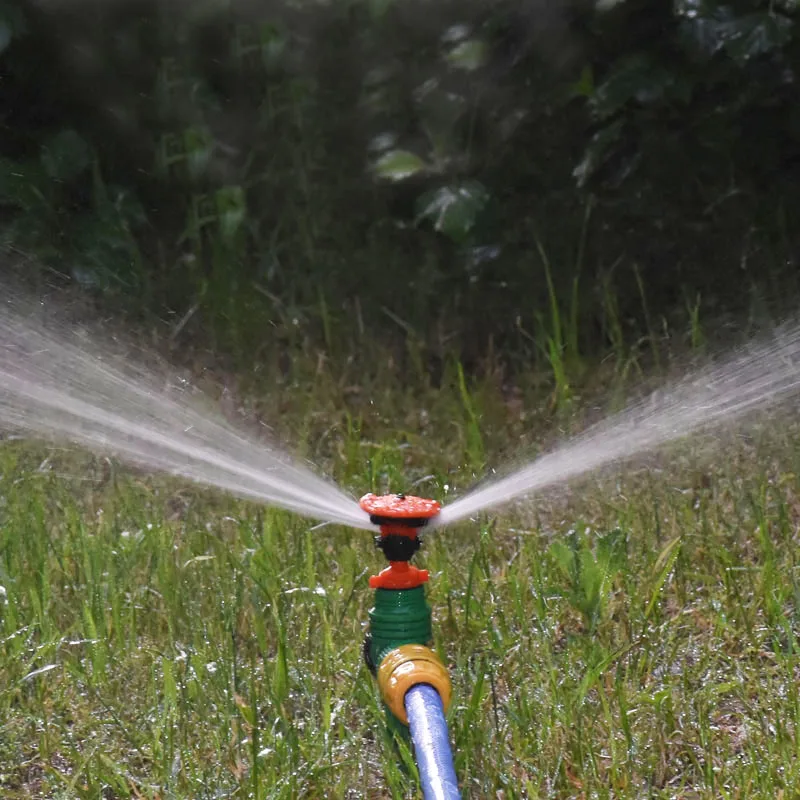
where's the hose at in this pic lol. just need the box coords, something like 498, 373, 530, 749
404, 683, 461, 800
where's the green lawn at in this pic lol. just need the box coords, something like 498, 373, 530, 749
2, 361, 800, 799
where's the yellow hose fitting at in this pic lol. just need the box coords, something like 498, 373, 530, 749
377, 644, 452, 725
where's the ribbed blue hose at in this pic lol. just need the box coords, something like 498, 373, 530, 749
404, 684, 461, 800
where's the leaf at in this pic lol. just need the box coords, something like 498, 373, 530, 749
0, 18, 11, 55
679, 8, 793, 65
162, 658, 177, 710
722, 12, 793, 66
569, 64, 595, 99
215, 185, 247, 240
677, 5, 735, 59
589, 54, 649, 118
40, 129, 92, 182
460, 663, 487, 733
596, 527, 627, 574
446, 39, 487, 71
590, 55, 677, 119
572, 120, 623, 188
414, 181, 489, 243
0, 1, 28, 56
0, 157, 47, 210
442, 24, 470, 45
184, 127, 214, 180
373, 149, 427, 181
108, 185, 146, 227
548, 539, 576, 581
71, 204, 142, 292
182, 554, 217, 569
578, 549, 603, 617
259, 22, 286, 68
234, 692, 256, 726
272, 610, 289, 705
416, 88, 468, 159
643, 536, 682, 621
368, 0, 394, 19
22, 663, 58, 682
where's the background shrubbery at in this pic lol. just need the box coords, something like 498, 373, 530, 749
2, 0, 799, 374
5, 7, 800, 797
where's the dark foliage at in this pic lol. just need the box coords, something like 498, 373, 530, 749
1, 0, 798, 369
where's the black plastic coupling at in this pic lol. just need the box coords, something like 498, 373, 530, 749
374, 533, 422, 562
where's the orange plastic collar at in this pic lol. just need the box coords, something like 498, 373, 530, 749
369, 561, 429, 589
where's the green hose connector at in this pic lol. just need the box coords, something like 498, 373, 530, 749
366, 586, 433, 738
368, 586, 432, 668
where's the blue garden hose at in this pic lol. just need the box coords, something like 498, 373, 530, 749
404, 683, 461, 800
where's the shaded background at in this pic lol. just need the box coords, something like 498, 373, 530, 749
2, 0, 799, 378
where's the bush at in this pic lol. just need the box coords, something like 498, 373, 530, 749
1, 0, 798, 371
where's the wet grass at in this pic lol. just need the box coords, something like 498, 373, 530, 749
2, 354, 800, 799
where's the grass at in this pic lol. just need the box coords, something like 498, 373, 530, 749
2, 340, 800, 799
5, 5, 800, 794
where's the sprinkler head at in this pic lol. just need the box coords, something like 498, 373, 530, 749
359, 493, 441, 590
360, 492, 441, 528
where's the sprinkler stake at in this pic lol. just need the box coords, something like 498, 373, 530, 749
359, 493, 461, 798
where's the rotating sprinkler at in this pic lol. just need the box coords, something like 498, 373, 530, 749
9, 308, 800, 798
359, 492, 460, 800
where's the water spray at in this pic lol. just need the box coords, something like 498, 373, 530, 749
9, 308, 800, 796
359, 493, 460, 800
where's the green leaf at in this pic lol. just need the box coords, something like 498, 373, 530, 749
70, 188, 145, 292
368, 0, 394, 20
643, 536, 682, 620
0, 1, 28, 56
0, 17, 12, 55
259, 22, 286, 67
216, 185, 247, 240
184, 127, 214, 180
680, 8, 793, 64
414, 181, 489, 243
572, 120, 623, 188
548, 539, 576, 582
235, 693, 256, 726
590, 55, 676, 119
40, 129, 92, 182
722, 13, 793, 66
373, 149, 427, 181
677, 5, 733, 59
596, 527, 627, 574
578, 549, 603, 616
569, 64, 595, 99
0, 157, 47, 210
446, 39, 487, 71
162, 658, 178, 711
108, 186, 146, 227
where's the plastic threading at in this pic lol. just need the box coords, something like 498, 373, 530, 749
368, 586, 432, 669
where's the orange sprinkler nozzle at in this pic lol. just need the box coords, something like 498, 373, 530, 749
359, 493, 441, 524
360, 494, 441, 590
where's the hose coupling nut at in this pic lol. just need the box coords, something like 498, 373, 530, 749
377, 644, 452, 725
